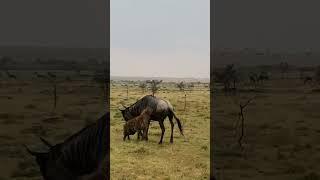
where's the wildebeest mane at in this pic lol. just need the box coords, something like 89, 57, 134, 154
58, 113, 108, 175
123, 95, 158, 120
25, 112, 109, 180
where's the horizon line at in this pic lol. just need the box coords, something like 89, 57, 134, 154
110, 75, 210, 79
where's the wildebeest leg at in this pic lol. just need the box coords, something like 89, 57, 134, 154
169, 118, 174, 143
158, 121, 165, 144
138, 130, 143, 140
143, 121, 150, 141
142, 128, 148, 141
128, 135, 130, 140
145, 121, 150, 141
168, 114, 174, 143
137, 131, 141, 140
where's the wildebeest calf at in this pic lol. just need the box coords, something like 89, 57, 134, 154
123, 107, 153, 141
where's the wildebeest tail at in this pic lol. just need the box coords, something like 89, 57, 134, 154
172, 111, 184, 136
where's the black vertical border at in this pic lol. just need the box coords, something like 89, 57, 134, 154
105, 0, 110, 178
210, 0, 214, 179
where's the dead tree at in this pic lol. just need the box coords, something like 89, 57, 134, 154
49, 79, 58, 110
177, 81, 187, 111
53, 81, 57, 109
184, 92, 187, 111
126, 84, 129, 100
235, 96, 255, 148
47, 77, 58, 110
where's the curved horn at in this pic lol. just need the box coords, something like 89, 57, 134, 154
23, 144, 38, 156
39, 137, 53, 148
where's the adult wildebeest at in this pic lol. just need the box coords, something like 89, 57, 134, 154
123, 107, 153, 141
119, 95, 184, 144
249, 73, 259, 88
24, 112, 109, 180
257, 72, 269, 84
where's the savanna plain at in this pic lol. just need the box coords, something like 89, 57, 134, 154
0, 65, 106, 179
214, 65, 320, 180
110, 80, 210, 180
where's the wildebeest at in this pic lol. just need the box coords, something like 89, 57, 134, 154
257, 71, 269, 83
24, 112, 109, 180
5, 70, 17, 80
47, 72, 57, 79
249, 72, 259, 88
249, 72, 269, 87
119, 95, 184, 144
123, 107, 153, 141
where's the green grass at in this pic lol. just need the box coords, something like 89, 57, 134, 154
110, 83, 210, 180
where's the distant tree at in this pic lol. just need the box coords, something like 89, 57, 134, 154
223, 64, 238, 92
146, 80, 162, 96
280, 62, 289, 79
177, 81, 185, 92
188, 83, 195, 89
139, 82, 147, 94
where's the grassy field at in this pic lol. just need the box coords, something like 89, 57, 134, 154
214, 73, 320, 180
110, 82, 210, 180
0, 70, 106, 180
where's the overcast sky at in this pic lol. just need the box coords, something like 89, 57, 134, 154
214, 0, 320, 49
110, 0, 210, 78
0, 0, 106, 48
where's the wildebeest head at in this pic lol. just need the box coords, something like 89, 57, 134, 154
119, 95, 166, 121
119, 104, 133, 121
24, 138, 75, 180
